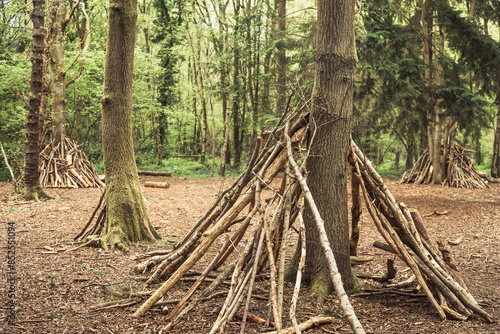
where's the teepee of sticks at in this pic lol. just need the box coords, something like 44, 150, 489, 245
39, 137, 104, 188
82, 107, 493, 333
400, 144, 489, 189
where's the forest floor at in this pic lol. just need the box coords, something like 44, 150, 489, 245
0, 175, 499, 334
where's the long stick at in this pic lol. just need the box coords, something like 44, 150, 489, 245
277, 164, 292, 323
0, 141, 15, 183
290, 212, 306, 334
285, 123, 365, 334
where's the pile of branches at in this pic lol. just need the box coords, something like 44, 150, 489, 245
85, 109, 492, 332
39, 137, 104, 188
350, 142, 493, 323
82, 111, 365, 333
401, 144, 488, 189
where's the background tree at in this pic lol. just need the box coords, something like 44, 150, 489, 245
303, 0, 357, 300
46, 0, 90, 150
100, 0, 160, 248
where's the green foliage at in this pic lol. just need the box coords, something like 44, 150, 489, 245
1, 0, 499, 181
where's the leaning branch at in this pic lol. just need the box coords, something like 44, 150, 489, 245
285, 123, 365, 334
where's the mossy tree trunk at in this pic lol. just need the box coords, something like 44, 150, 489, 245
24, 0, 51, 201
101, 0, 160, 248
303, 0, 357, 301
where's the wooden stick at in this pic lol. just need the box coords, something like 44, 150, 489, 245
0, 141, 15, 183
290, 212, 306, 334
263, 316, 339, 334
264, 203, 282, 332
350, 165, 361, 256
277, 165, 292, 324
286, 124, 365, 334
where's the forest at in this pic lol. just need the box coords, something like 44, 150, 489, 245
1, 0, 500, 333
0, 0, 499, 181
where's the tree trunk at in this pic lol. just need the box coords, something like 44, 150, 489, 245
75, 96, 83, 144
231, 2, 242, 167
431, 21, 445, 184
275, 0, 286, 115
48, 0, 67, 150
421, 0, 434, 173
304, 0, 357, 300
194, 20, 208, 163
101, 0, 160, 248
24, 0, 51, 201
219, 2, 231, 176
492, 106, 500, 178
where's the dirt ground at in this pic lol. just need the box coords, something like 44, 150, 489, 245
0, 175, 499, 333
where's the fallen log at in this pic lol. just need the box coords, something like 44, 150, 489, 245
144, 181, 170, 188
138, 171, 172, 177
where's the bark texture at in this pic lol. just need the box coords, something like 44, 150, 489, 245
304, 0, 357, 300
48, 0, 67, 148
492, 104, 500, 178
101, 0, 159, 248
24, 0, 51, 201
275, 0, 286, 115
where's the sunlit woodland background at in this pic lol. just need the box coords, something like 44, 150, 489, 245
1, 0, 499, 180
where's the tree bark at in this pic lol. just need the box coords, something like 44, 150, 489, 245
421, 0, 434, 173
48, 0, 67, 149
275, 0, 286, 115
219, 1, 231, 176
24, 0, 51, 201
431, 20, 445, 184
101, 0, 160, 248
303, 0, 357, 300
492, 90, 500, 178
194, 19, 208, 163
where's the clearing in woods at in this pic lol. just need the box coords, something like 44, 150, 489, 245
0, 176, 499, 333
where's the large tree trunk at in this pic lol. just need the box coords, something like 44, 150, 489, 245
24, 0, 51, 201
303, 0, 357, 300
101, 0, 160, 248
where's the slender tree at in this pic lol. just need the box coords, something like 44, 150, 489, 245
219, 0, 231, 176
100, 0, 160, 248
303, 0, 357, 300
275, 0, 286, 115
24, 0, 51, 201
47, 0, 90, 149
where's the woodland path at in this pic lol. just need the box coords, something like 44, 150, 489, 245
0, 176, 499, 333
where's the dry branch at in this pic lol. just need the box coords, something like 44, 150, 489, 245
285, 123, 365, 334
0, 141, 15, 183
262, 316, 339, 334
